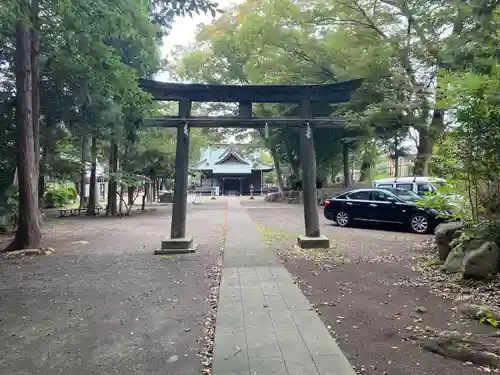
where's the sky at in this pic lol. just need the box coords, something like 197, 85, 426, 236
155, 0, 241, 82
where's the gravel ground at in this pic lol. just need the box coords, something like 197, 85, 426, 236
0, 201, 227, 375
243, 199, 495, 375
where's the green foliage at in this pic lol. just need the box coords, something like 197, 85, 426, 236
109, 171, 144, 188
0, 99, 16, 193
417, 182, 469, 221
0, 0, 222, 214
433, 58, 500, 222
171, 0, 391, 180
473, 307, 499, 328
0, 186, 19, 231
460, 219, 500, 251
479, 311, 497, 328
44, 184, 77, 208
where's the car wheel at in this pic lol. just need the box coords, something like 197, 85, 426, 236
409, 213, 430, 234
336, 211, 350, 227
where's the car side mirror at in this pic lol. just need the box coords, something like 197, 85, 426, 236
387, 196, 396, 202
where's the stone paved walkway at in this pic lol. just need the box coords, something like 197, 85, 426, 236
212, 198, 355, 375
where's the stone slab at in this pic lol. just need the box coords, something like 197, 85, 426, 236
249, 357, 287, 375
312, 354, 356, 375
246, 330, 281, 358
161, 236, 194, 249
154, 237, 197, 254
213, 354, 250, 375
153, 247, 197, 255
297, 235, 331, 249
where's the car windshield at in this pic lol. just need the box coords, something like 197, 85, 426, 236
381, 187, 421, 202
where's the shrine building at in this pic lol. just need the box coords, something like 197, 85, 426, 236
191, 145, 273, 195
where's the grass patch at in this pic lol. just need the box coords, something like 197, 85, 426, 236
256, 222, 297, 247
291, 244, 345, 263
159, 255, 179, 260
417, 254, 442, 269
256, 222, 345, 263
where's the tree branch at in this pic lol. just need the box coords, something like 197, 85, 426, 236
350, 0, 388, 39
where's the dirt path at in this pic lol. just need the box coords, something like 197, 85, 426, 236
0, 202, 227, 375
243, 199, 494, 374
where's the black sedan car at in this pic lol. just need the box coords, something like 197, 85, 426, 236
323, 187, 445, 234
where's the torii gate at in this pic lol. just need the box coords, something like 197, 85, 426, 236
139, 78, 362, 254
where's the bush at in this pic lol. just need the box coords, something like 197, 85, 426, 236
0, 186, 19, 231
417, 182, 469, 221
44, 185, 77, 208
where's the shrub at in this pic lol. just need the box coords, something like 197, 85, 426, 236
417, 182, 469, 221
44, 184, 77, 208
0, 186, 19, 231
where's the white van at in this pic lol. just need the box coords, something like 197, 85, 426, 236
372, 176, 446, 196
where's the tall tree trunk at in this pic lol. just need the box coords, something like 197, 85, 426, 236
38, 147, 46, 205
5, 10, 41, 251
414, 128, 432, 176
31, 1, 44, 224
151, 174, 156, 202
394, 156, 399, 178
142, 181, 149, 210
291, 158, 300, 177
87, 134, 97, 215
79, 137, 87, 208
29, 0, 44, 226
269, 148, 285, 191
106, 139, 118, 216
127, 186, 135, 206
118, 184, 124, 214
146, 176, 153, 202
342, 141, 351, 187
31, 1, 40, 186
360, 161, 371, 182
414, 106, 446, 176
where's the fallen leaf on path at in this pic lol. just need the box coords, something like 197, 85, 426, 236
167, 355, 179, 363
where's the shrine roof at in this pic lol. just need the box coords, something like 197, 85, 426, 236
191, 146, 273, 173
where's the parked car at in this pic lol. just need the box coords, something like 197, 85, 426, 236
372, 176, 446, 196
323, 187, 448, 234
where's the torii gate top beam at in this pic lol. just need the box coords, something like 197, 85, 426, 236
139, 78, 363, 104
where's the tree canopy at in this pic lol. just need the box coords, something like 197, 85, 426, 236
0, 0, 221, 250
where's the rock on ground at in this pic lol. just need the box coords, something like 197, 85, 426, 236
463, 241, 500, 279
435, 222, 465, 261
444, 244, 465, 273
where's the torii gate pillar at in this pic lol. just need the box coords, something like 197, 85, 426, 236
297, 98, 330, 249
154, 99, 197, 254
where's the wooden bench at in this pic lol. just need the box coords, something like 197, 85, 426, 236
59, 208, 84, 217
284, 197, 296, 204
58, 206, 104, 217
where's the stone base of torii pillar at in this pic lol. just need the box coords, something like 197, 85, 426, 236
154, 237, 197, 255
296, 235, 330, 249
